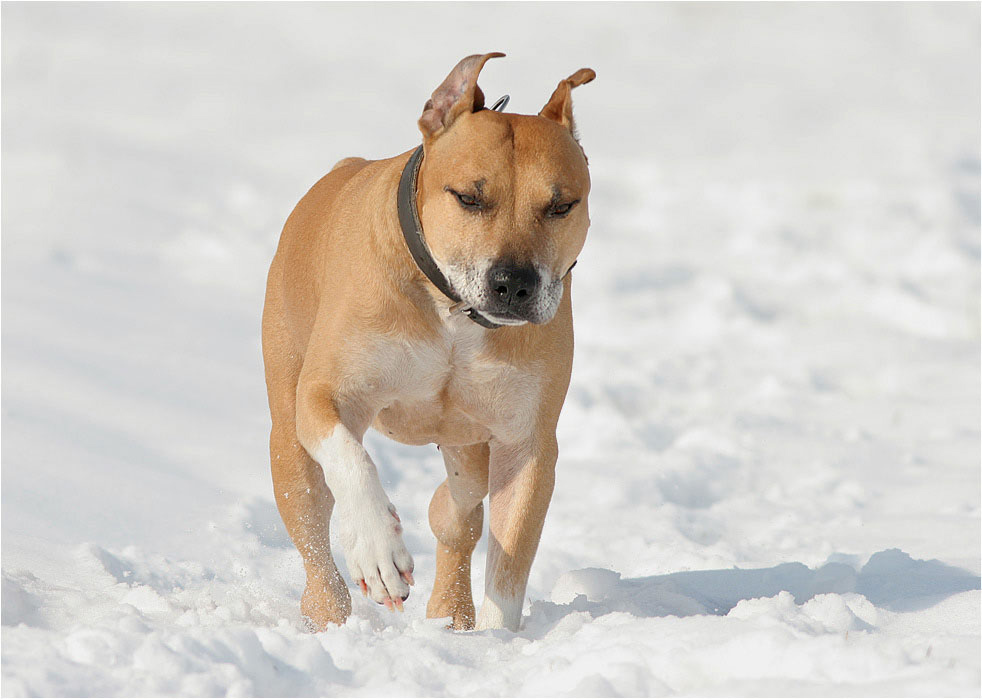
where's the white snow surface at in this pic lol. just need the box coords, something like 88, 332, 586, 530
2, 4, 980, 697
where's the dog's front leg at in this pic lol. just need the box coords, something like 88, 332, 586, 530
476, 436, 558, 631
296, 385, 414, 611
427, 443, 490, 630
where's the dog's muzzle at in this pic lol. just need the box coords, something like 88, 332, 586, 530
463, 263, 564, 326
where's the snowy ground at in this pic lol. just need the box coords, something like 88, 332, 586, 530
2, 3, 980, 696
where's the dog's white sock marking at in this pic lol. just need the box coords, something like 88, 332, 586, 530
476, 584, 524, 631
313, 426, 413, 606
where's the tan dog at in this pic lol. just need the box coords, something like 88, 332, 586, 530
262, 53, 595, 631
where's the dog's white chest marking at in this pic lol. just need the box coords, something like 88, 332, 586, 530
367, 316, 541, 447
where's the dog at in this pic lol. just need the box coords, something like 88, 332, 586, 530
262, 53, 595, 631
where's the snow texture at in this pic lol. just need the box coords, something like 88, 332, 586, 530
2, 3, 979, 697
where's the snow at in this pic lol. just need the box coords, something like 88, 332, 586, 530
2, 3, 979, 696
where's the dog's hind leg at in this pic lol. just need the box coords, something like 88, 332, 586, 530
330, 156, 368, 173
426, 443, 489, 630
270, 422, 352, 630
264, 291, 351, 630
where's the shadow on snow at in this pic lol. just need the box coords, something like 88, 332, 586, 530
537, 549, 980, 623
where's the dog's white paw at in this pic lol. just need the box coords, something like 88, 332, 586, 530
313, 426, 415, 609
335, 500, 414, 610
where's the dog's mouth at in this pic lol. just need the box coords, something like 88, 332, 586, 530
447, 301, 532, 326
477, 311, 529, 326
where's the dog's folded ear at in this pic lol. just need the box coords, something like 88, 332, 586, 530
539, 68, 596, 136
419, 52, 505, 139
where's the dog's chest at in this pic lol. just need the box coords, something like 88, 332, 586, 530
370, 319, 540, 447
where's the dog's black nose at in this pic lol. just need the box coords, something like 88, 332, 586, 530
488, 265, 538, 308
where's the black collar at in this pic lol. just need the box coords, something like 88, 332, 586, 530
397, 144, 503, 329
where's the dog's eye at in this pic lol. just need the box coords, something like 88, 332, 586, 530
447, 188, 481, 210
547, 200, 579, 218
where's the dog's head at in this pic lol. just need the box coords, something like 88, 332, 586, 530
415, 53, 595, 326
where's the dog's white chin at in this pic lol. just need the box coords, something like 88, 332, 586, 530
479, 313, 528, 327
